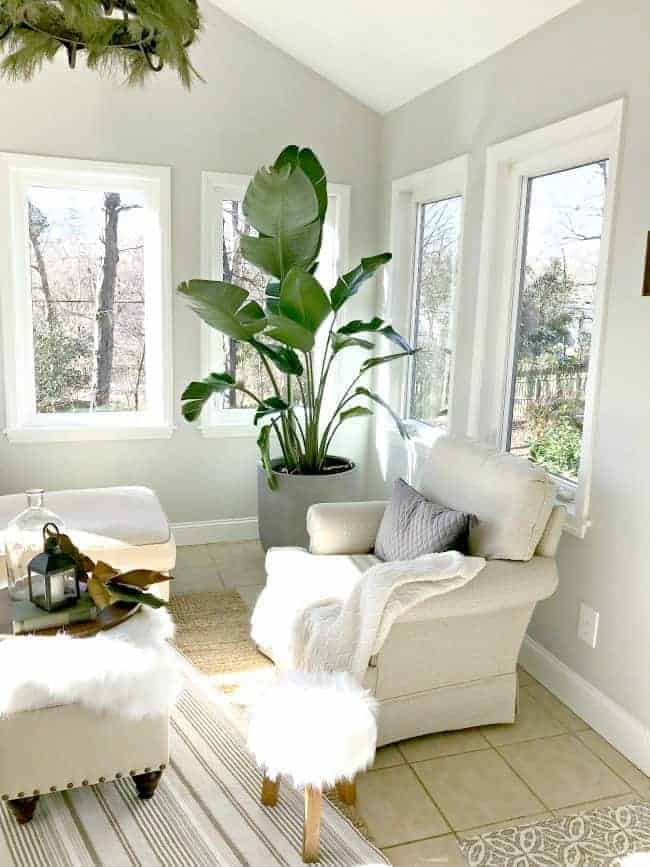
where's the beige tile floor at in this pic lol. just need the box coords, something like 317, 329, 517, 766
174, 542, 650, 866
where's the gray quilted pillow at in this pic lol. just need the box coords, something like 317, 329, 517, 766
374, 478, 471, 561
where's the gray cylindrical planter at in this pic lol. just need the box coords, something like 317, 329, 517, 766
257, 457, 362, 550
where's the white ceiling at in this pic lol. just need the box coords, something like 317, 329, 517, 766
208, 0, 582, 113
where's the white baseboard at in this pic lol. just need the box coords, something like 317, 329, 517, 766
520, 635, 650, 775
170, 517, 258, 546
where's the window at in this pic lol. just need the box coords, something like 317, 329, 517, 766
471, 100, 623, 536
389, 156, 468, 437
200, 172, 349, 435
505, 161, 608, 484
408, 195, 462, 426
0, 154, 172, 442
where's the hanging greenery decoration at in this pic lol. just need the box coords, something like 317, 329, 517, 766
0, 1, 202, 87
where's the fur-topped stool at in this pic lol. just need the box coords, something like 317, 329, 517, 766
247, 670, 377, 863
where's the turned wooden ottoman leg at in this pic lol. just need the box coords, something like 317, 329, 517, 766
133, 770, 163, 800
8, 795, 39, 825
302, 785, 322, 864
336, 777, 356, 806
261, 775, 280, 806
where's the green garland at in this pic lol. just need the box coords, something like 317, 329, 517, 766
0, 0, 202, 87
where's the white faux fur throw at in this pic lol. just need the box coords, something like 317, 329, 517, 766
0, 607, 182, 719
247, 670, 377, 789
251, 548, 485, 679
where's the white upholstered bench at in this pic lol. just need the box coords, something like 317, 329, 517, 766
0, 485, 176, 598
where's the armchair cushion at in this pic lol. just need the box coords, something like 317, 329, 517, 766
307, 501, 387, 555
375, 478, 470, 561
417, 435, 556, 561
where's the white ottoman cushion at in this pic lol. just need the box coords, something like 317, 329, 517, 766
0, 486, 175, 573
247, 671, 377, 790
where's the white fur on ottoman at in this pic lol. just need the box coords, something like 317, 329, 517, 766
247, 670, 377, 863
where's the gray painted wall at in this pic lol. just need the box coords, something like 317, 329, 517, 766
376, 0, 650, 728
0, 4, 381, 525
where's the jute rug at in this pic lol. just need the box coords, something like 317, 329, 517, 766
460, 800, 650, 866
0, 664, 387, 866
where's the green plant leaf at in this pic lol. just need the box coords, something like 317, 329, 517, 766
337, 317, 413, 352
332, 334, 375, 353
274, 146, 328, 220
254, 396, 290, 425
257, 424, 278, 490
250, 339, 304, 375
181, 372, 239, 422
178, 280, 266, 340
106, 582, 167, 608
330, 253, 392, 311
280, 267, 332, 333
266, 314, 315, 351
339, 405, 373, 422
241, 160, 321, 277
360, 350, 414, 372
354, 386, 409, 439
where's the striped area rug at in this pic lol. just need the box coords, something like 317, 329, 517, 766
0, 668, 388, 866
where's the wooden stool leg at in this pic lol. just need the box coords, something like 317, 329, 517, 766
261, 775, 280, 807
335, 777, 356, 806
302, 785, 322, 864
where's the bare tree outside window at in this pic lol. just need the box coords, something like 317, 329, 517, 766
28, 186, 146, 414
506, 161, 608, 481
408, 196, 462, 426
219, 200, 274, 408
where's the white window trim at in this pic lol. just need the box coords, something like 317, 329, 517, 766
387, 155, 469, 445
0, 153, 173, 443
198, 170, 350, 439
468, 100, 625, 537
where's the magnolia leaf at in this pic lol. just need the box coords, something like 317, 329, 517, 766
279, 267, 331, 333
250, 338, 304, 375
257, 424, 278, 490
254, 396, 290, 426
360, 350, 414, 372
93, 561, 120, 584
87, 575, 113, 611
332, 334, 375, 354
337, 317, 413, 352
112, 569, 170, 589
106, 582, 167, 608
355, 386, 409, 439
330, 253, 391, 311
58, 533, 94, 576
178, 280, 266, 340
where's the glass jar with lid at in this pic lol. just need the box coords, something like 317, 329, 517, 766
4, 490, 64, 601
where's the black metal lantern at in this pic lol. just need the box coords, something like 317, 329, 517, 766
27, 523, 80, 612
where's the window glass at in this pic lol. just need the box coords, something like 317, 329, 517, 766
27, 186, 146, 414
408, 195, 462, 426
506, 160, 608, 482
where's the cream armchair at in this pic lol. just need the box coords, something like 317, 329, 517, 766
269, 435, 564, 747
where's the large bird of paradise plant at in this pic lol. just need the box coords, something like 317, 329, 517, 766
178, 146, 414, 489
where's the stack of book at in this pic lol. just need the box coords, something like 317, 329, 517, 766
11, 592, 98, 635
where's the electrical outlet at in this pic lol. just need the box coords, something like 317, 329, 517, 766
578, 602, 599, 648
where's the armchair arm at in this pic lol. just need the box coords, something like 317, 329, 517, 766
307, 501, 387, 555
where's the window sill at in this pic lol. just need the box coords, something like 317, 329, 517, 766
4, 424, 175, 444
199, 423, 257, 439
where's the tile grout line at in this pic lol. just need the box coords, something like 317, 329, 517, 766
403, 760, 457, 837
489, 742, 554, 813
566, 731, 642, 795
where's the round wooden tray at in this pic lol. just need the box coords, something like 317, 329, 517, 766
35, 601, 142, 637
